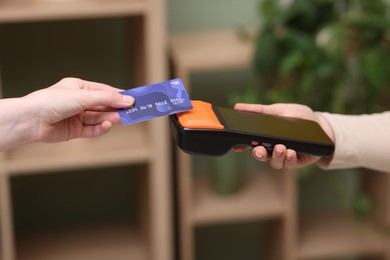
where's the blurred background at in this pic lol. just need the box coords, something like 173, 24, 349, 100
1, 0, 390, 260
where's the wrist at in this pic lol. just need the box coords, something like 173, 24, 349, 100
0, 97, 38, 151
314, 111, 336, 168
314, 111, 335, 143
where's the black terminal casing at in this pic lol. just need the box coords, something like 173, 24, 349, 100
169, 103, 335, 157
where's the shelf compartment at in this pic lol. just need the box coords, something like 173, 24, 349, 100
5, 123, 151, 174
192, 173, 286, 225
16, 222, 147, 260
169, 29, 254, 73
0, 0, 147, 24
297, 212, 388, 259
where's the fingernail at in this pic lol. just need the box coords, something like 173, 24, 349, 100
255, 151, 263, 159
275, 148, 283, 157
122, 95, 134, 104
286, 153, 292, 161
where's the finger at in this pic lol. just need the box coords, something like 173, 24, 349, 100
83, 111, 121, 125
77, 79, 125, 92
234, 103, 285, 116
57, 77, 124, 92
270, 144, 286, 170
233, 146, 250, 152
85, 106, 118, 113
284, 149, 298, 169
79, 89, 134, 109
234, 103, 263, 113
78, 120, 113, 139
252, 146, 269, 161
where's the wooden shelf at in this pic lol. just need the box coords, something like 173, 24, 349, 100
0, 0, 171, 258
170, 29, 295, 260
5, 123, 151, 175
169, 29, 254, 73
0, 0, 147, 23
297, 212, 388, 259
16, 222, 147, 260
192, 173, 285, 225
170, 26, 390, 260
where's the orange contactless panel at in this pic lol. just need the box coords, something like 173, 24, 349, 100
177, 100, 224, 130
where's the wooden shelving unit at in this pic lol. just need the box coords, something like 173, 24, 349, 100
297, 212, 388, 259
5, 124, 150, 175
192, 173, 286, 225
362, 171, 390, 260
0, 0, 147, 23
16, 223, 147, 260
0, 177, 2, 260
0, 0, 171, 260
170, 29, 390, 260
169, 29, 254, 88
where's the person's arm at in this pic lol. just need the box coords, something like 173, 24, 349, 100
0, 78, 134, 152
0, 97, 36, 151
317, 112, 390, 172
234, 103, 390, 172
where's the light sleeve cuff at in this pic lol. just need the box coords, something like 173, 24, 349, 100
316, 112, 390, 172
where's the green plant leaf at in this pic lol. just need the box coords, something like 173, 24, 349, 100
352, 194, 372, 220
280, 51, 304, 74
254, 30, 281, 75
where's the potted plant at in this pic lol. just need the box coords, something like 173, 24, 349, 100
232, 0, 390, 217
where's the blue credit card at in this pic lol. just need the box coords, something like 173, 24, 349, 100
118, 78, 192, 125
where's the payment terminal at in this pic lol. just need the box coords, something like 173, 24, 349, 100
169, 100, 335, 157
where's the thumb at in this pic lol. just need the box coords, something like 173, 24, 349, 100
234, 103, 284, 116
79, 90, 135, 109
